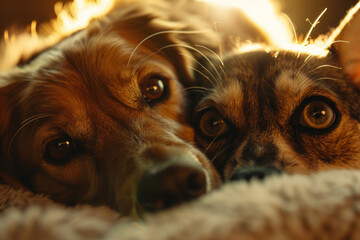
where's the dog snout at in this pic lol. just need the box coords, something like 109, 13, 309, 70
136, 163, 207, 212
230, 166, 281, 182
242, 141, 278, 165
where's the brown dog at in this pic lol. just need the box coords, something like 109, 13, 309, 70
0, 0, 231, 216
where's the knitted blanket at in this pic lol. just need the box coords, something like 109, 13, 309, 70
1, 170, 360, 240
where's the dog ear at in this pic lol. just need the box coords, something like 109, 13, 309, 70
0, 79, 16, 142
0, 76, 27, 189
329, 2, 360, 87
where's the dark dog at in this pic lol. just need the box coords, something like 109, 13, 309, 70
191, 2, 360, 181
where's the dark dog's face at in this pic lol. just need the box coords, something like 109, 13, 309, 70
193, 49, 360, 180
190, 2, 360, 181
0, 3, 224, 215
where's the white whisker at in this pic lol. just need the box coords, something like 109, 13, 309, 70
314, 77, 340, 81
303, 8, 327, 46
179, 52, 219, 86
131, 43, 222, 86
211, 142, 234, 163
127, 30, 210, 66
190, 67, 216, 87
310, 64, 342, 73
8, 114, 52, 156
183, 86, 209, 92
195, 44, 224, 66
282, 13, 297, 44
204, 136, 219, 157
195, 44, 225, 78
303, 55, 312, 63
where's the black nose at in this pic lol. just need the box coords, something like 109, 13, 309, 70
230, 166, 281, 182
136, 163, 207, 212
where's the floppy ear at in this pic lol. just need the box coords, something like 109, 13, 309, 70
0, 79, 16, 146
330, 2, 360, 87
0, 76, 27, 189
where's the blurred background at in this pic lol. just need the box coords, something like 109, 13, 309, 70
0, 0, 358, 37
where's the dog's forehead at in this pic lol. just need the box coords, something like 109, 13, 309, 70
202, 50, 348, 125
24, 32, 149, 109
12, 26, 185, 140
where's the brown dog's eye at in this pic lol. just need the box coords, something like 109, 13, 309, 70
44, 137, 76, 164
141, 77, 165, 102
199, 110, 228, 138
300, 101, 335, 129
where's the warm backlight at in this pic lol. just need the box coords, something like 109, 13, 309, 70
199, 0, 330, 56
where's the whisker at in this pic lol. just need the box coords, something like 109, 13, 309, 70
204, 136, 219, 157
195, 44, 224, 67
303, 8, 327, 46
282, 13, 298, 44
297, 8, 327, 59
303, 55, 312, 63
314, 77, 340, 81
326, 40, 349, 46
8, 114, 52, 156
127, 29, 210, 67
194, 44, 224, 80
309, 64, 342, 73
195, 44, 226, 80
190, 66, 216, 87
211, 142, 235, 163
183, 86, 209, 92
179, 52, 218, 87
21, 114, 47, 125
131, 43, 222, 85
298, 54, 313, 69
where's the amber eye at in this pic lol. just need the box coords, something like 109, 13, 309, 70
299, 101, 336, 129
141, 77, 165, 102
199, 110, 228, 138
44, 137, 76, 164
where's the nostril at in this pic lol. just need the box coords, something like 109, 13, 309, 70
186, 171, 206, 193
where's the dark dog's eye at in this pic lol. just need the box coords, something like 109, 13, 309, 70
142, 77, 165, 102
300, 101, 335, 129
199, 110, 228, 138
44, 137, 76, 164
293, 96, 341, 134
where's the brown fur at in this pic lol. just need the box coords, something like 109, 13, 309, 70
0, 0, 234, 215
190, 3, 360, 180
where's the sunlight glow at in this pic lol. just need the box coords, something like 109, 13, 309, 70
50, 0, 114, 36
31, 20, 38, 38
199, 0, 330, 57
4, 0, 359, 71
199, 0, 294, 47
0, 0, 115, 70
2, 0, 114, 44
325, 1, 360, 48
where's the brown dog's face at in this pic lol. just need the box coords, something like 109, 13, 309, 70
0, 6, 221, 215
192, 49, 360, 180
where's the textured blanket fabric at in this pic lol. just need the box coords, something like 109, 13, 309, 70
1, 170, 360, 240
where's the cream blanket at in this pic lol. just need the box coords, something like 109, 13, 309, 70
1, 170, 360, 240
